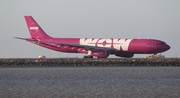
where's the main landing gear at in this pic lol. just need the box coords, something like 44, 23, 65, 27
83, 55, 93, 58
83, 50, 93, 58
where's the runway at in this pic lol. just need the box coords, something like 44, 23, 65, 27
0, 58, 179, 67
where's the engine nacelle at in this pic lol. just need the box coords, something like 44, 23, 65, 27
92, 49, 110, 58
115, 53, 134, 58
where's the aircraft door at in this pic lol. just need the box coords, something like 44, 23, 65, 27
151, 41, 156, 47
48, 39, 52, 45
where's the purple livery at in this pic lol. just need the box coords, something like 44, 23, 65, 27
15, 16, 170, 58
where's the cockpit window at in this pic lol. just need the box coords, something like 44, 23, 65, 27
161, 42, 166, 45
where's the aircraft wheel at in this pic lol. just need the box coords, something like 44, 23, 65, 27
89, 56, 93, 58
83, 56, 93, 58
98, 57, 107, 59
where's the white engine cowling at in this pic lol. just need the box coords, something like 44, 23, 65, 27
91, 49, 110, 58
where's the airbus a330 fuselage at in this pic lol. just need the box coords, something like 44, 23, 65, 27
15, 16, 170, 58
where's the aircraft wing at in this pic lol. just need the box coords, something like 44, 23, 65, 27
46, 42, 118, 51
14, 37, 117, 51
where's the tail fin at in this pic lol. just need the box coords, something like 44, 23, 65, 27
24, 16, 52, 39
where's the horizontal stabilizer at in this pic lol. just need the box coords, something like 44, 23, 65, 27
14, 37, 38, 42
14, 37, 27, 40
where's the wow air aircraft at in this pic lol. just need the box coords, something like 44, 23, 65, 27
15, 16, 170, 58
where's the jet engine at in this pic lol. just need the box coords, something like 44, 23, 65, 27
115, 53, 134, 58
92, 49, 110, 58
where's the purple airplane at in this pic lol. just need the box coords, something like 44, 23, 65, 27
15, 16, 170, 58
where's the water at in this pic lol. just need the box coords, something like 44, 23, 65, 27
0, 67, 180, 98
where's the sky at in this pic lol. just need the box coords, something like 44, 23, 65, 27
0, 0, 179, 58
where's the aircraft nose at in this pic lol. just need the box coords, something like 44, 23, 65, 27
159, 42, 170, 52
166, 44, 171, 50
162, 44, 170, 52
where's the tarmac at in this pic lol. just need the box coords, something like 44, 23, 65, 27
0, 58, 179, 67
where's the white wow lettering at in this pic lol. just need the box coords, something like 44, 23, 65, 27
80, 38, 99, 46
97, 39, 112, 47
80, 38, 132, 51
30, 27, 38, 30
113, 39, 132, 51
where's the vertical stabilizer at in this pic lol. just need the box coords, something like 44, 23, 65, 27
24, 16, 52, 39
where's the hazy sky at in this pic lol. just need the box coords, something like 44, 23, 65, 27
0, 0, 179, 58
